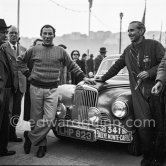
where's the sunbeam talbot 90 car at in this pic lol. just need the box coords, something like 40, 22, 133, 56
52, 54, 141, 156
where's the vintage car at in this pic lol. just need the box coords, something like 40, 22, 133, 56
52, 54, 141, 156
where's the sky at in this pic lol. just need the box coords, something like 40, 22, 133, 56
0, 0, 166, 38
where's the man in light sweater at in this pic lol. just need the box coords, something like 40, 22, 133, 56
17, 24, 87, 158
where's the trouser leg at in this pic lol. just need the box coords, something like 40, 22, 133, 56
138, 126, 153, 156
0, 110, 9, 153
9, 89, 23, 138
24, 83, 31, 121
28, 85, 58, 146
149, 95, 164, 157
0, 90, 10, 153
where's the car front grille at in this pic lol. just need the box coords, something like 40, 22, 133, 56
73, 85, 98, 122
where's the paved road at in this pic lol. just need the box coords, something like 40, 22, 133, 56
0, 99, 165, 165
0, 122, 166, 165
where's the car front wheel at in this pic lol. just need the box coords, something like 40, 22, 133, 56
52, 127, 68, 140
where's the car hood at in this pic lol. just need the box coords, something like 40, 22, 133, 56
93, 75, 130, 92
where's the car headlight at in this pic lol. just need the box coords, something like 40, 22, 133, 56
56, 103, 67, 119
88, 107, 100, 124
112, 101, 128, 118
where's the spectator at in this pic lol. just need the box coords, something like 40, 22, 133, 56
151, 49, 166, 156
86, 54, 94, 77
80, 53, 87, 75
58, 44, 70, 84
94, 47, 107, 74
17, 24, 88, 158
2, 26, 26, 142
70, 50, 83, 85
32, 38, 43, 46
0, 19, 16, 156
58, 44, 67, 49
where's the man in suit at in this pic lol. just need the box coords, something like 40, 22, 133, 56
0, 18, 16, 156
1, 26, 26, 142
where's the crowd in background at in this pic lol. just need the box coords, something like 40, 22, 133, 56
1, 18, 166, 166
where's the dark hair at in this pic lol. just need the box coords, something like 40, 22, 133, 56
40, 24, 56, 37
33, 38, 43, 46
58, 44, 67, 49
82, 53, 87, 58
90, 54, 94, 58
129, 21, 146, 35
71, 50, 80, 59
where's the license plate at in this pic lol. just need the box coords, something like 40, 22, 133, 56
57, 126, 95, 142
96, 124, 133, 143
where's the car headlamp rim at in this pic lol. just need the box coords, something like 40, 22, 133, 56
112, 100, 128, 118
88, 107, 101, 123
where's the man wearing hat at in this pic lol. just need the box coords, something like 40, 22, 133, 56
0, 19, 11, 46
0, 19, 16, 156
94, 47, 107, 74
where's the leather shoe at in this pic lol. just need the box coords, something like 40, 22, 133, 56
151, 157, 163, 166
9, 137, 23, 142
141, 156, 152, 166
0, 150, 16, 157
36, 146, 47, 158
23, 131, 31, 154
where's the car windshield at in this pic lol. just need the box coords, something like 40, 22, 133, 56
97, 59, 128, 76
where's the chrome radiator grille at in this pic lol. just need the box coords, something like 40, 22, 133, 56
74, 85, 98, 122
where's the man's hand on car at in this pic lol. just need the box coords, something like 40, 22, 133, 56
95, 76, 104, 82
83, 77, 96, 85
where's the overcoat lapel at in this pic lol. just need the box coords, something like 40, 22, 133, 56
2, 42, 17, 60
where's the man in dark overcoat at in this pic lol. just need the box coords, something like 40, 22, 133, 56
0, 19, 16, 156
91, 21, 165, 166
94, 47, 107, 74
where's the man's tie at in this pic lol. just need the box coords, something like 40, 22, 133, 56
13, 45, 16, 50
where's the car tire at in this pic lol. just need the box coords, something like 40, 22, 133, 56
127, 131, 142, 156
52, 127, 68, 140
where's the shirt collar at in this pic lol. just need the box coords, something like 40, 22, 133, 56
9, 41, 17, 49
42, 43, 54, 47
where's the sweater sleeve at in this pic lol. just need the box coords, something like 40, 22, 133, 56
16, 48, 33, 78
101, 53, 126, 81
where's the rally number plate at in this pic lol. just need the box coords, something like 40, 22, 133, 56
96, 124, 133, 143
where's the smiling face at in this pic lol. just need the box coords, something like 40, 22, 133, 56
128, 22, 144, 44
41, 27, 54, 46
